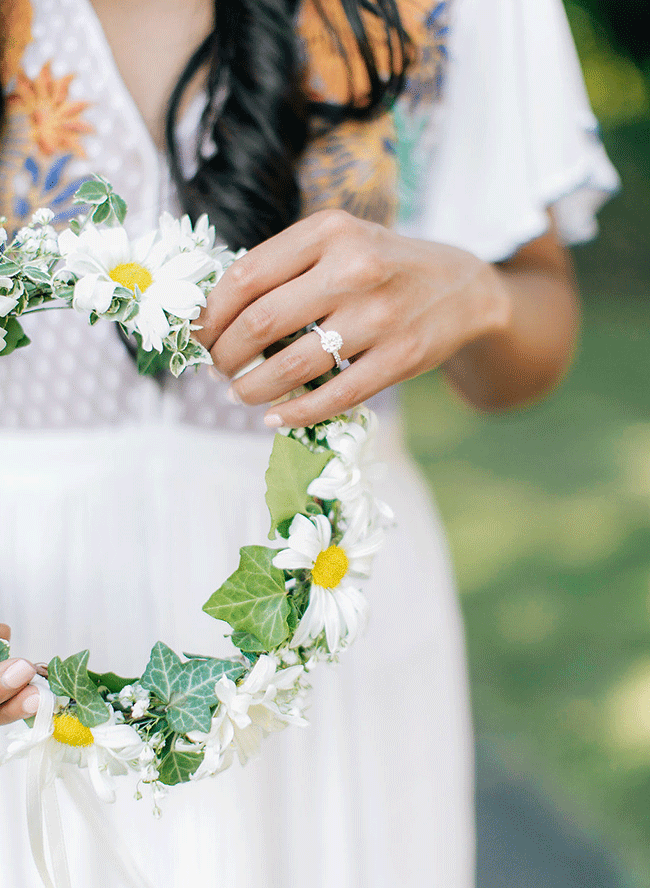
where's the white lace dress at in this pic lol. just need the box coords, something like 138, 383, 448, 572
0, 0, 618, 886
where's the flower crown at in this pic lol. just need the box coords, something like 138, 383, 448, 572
0, 178, 391, 816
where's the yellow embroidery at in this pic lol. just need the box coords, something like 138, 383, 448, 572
296, 1, 450, 227
0, 0, 33, 84
297, 0, 444, 107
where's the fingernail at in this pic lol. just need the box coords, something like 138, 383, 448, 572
23, 692, 40, 715
226, 386, 243, 406
264, 413, 284, 429
2, 659, 36, 689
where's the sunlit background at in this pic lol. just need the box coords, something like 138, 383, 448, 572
403, 3, 650, 885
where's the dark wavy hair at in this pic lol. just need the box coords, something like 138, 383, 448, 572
166, 0, 412, 250
1, 1, 411, 250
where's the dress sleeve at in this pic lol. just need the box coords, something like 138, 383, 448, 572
401, 0, 620, 262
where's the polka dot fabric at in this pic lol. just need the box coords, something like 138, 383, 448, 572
0, 0, 273, 433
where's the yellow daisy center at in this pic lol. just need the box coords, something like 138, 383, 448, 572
311, 545, 349, 589
52, 713, 94, 748
109, 262, 153, 293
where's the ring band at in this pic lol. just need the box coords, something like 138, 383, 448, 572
311, 324, 343, 369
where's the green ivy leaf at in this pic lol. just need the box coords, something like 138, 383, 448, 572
23, 266, 52, 285
158, 747, 204, 786
134, 336, 171, 378
141, 642, 185, 704
0, 261, 21, 277
265, 434, 333, 538
182, 658, 245, 697
141, 643, 238, 734
203, 546, 290, 649
230, 631, 266, 653
109, 193, 128, 225
0, 317, 30, 357
48, 651, 110, 728
176, 324, 190, 352
88, 671, 138, 695
0, 638, 10, 662
91, 200, 112, 224
169, 351, 186, 377
74, 180, 111, 205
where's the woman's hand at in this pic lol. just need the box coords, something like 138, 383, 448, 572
195, 209, 512, 427
0, 624, 40, 725
196, 208, 578, 425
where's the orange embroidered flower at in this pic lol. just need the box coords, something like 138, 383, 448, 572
297, 0, 437, 106
0, 0, 33, 83
7, 62, 94, 157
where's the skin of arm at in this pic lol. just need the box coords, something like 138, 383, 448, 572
442, 213, 579, 411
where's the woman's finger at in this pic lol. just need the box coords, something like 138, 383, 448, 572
0, 686, 40, 725
209, 265, 336, 378
230, 319, 367, 407
262, 348, 401, 429
195, 212, 337, 351
0, 658, 37, 705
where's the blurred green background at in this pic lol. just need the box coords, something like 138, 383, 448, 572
402, 3, 650, 885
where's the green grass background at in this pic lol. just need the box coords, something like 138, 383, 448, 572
401, 9, 650, 884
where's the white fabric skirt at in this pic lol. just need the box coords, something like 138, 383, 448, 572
0, 416, 475, 888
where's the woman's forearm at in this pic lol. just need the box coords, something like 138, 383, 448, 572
442, 223, 580, 412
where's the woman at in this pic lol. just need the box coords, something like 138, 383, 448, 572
0, 0, 618, 885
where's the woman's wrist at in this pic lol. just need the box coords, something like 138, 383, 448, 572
442, 234, 579, 412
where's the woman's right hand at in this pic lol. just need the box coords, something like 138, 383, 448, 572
0, 624, 40, 724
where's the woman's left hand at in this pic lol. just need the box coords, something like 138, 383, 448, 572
195, 208, 511, 428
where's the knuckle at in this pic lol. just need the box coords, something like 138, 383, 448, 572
241, 301, 275, 343
396, 332, 427, 373
331, 376, 360, 409
276, 350, 311, 386
225, 257, 253, 291
372, 292, 398, 330
343, 250, 387, 290
314, 208, 353, 239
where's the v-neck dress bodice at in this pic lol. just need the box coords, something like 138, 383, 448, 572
0, 0, 453, 432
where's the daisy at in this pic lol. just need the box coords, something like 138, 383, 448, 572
308, 410, 394, 529
0, 277, 20, 317
273, 513, 383, 653
58, 221, 217, 351
0, 680, 144, 803
187, 655, 306, 775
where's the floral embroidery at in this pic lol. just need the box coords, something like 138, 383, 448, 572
1, 62, 94, 237
298, 114, 399, 227
296, 0, 451, 226
8, 62, 94, 157
0, 0, 33, 84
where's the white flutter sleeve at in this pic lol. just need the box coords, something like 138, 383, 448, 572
399, 0, 620, 262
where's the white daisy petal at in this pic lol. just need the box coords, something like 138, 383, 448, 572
312, 514, 333, 551
72, 274, 117, 313
86, 746, 116, 804
142, 279, 205, 320
323, 590, 342, 653
284, 513, 323, 561
155, 252, 215, 285
134, 299, 170, 352
272, 548, 313, 571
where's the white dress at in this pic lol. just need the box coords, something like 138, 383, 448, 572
0, 1, 618, 886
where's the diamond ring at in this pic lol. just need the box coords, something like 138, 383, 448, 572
310, 323, 343, 369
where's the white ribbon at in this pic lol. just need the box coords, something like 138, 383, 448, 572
25, 687, 156, 888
